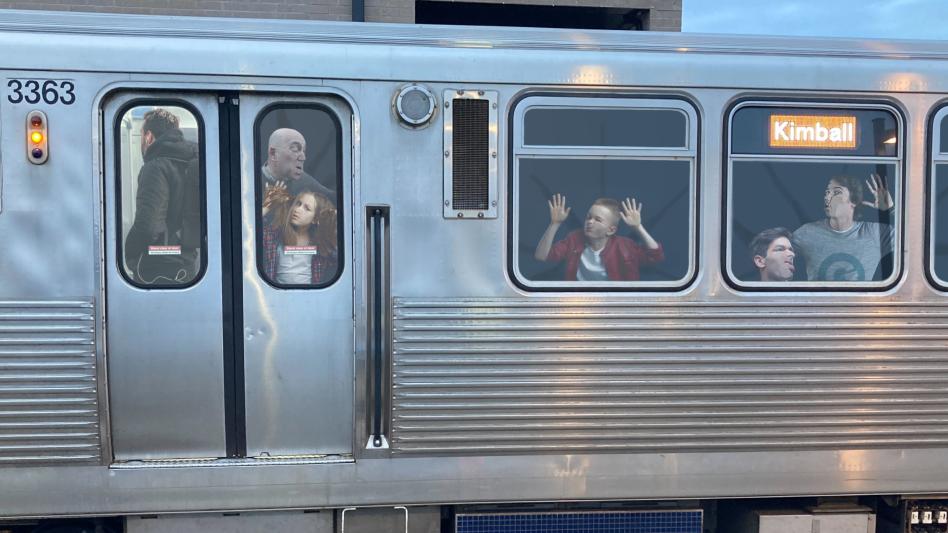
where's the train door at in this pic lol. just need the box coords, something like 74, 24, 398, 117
238, 95, 353, 457
103, 91, 353, 460
104, 93, 227, 460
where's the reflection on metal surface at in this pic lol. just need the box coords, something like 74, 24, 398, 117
880, 72, 929, 93
571, 65, 612, 85
392, 299, 948, 454
111, 454, 353, 469
838, 449, 868, 472
0, 300, 99, 465
242, 135, 281, 445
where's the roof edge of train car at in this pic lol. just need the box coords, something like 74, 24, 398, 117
0, 8, 947, 60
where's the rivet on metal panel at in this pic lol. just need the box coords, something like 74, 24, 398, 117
491, 200, 497, 207
477, 90, 485, 96
444, 150, 450, 157
444, 200, 450, 206
492, 102, 498, 109
491, 151, 497, 158
478, 212, 484, 218
445, 101, 450, 108
457, 212, 464, 218
456, 89, 464, 96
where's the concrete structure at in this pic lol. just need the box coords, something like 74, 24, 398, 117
0, 0, 680, 31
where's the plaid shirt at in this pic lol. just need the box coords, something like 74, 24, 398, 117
262, 224, 338, 285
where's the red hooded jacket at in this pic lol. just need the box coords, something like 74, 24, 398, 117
546, 230, 664, 281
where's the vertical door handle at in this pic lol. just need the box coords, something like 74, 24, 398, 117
367, 206, 390, 449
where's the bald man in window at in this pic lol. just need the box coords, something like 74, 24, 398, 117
261, 127, 334, 200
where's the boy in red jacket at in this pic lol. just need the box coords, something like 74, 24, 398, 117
534, 194, 664, 281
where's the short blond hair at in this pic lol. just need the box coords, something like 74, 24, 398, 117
591, 198, 621, 225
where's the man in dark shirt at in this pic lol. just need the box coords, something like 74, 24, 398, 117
124, 108, 200, 284
261, 128, 334, 199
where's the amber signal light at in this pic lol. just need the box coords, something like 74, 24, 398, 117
26, 110, 48, 165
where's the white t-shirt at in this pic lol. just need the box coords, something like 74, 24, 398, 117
276, 245, 313, 284
576, 246, 608, 281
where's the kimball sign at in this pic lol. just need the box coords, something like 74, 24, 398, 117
769, 114, 857, 149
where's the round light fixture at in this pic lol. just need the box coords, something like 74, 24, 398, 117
394, 84, 436, 128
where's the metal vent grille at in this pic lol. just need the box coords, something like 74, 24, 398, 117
456, 510, 702, 533
0, 300, 100, 465
451, 98, 490, 210
392, 299, 948, 455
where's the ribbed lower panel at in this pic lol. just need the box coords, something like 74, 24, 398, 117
0, 300, 99, 465
392, 299, 948, 454
111, 455, 353, 469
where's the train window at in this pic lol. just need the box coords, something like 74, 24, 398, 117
928, 107, 948, 287
511, 96, 698, 290
726, 103, 903, 289
254, 104, 343, 288
116, 104, 205, 288
523, 107, 688, 148
940, 114, 948, 154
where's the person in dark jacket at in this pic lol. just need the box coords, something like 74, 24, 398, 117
124, 108, 200, 285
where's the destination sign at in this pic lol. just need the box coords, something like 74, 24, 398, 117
769, 114, 857, 149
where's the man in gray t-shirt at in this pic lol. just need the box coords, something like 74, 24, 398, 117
792, 174, 894, 281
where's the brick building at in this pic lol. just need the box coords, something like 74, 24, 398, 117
0, 0, 681, 31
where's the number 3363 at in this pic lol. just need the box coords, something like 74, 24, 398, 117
6, 79, 76, 105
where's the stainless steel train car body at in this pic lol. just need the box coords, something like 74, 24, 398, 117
1, 9, 948, 519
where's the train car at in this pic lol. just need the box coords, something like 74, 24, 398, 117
1, 8, 948, 532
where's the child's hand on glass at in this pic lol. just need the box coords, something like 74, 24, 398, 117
620, 197, 643, 229
548, 194, 571, 224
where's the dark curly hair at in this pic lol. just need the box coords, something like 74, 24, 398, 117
749, 227, 792, 264
827, 175, 863, 209
142, 108, 180, 139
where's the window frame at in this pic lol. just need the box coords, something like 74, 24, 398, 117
723, 99, 905, 291
926, 103, 948, 290
113, 98, 208, 290
509, 93, 700, 292
252, 101, 346, 290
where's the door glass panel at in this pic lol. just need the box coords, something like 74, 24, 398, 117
254, 105, 343, 288
117, 104, 204, 287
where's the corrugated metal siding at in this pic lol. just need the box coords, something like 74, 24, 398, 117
392, 299, 948, 454
0, 300, 99, 464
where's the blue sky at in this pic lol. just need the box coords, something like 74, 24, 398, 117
683, 0, 948, 40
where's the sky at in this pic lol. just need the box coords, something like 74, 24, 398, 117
682, 0, 948, 41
